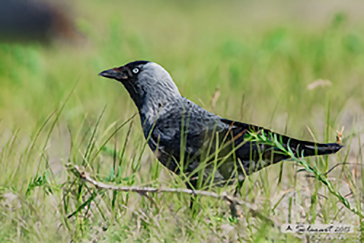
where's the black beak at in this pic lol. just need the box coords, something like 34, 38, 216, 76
98, 68, 120, 79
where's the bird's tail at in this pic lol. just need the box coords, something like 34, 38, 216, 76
262, 136, 343, 166
294, 141, 343, 157
280, 135, 343, 158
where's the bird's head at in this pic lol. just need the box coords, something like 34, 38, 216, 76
99, 60, 149, 83
99, 61, 181, 114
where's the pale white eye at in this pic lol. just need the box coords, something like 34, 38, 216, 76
132, 68, 139, 74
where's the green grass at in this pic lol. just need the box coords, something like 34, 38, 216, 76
0, 0, 363, 242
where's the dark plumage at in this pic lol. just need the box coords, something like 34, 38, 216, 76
99, 61, 343, 192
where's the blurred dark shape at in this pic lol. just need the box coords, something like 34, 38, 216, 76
0, 0, 82, 44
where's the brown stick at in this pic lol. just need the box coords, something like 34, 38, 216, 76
71, 165, 275, 226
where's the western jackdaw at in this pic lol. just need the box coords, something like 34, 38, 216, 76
99, 61, 342, 192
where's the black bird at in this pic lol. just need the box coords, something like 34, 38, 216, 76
99, 61, 342, 193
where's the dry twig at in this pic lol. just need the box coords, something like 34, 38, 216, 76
211, 87, 220, 111
336, 126, 344, 144
70, 165, 275, 226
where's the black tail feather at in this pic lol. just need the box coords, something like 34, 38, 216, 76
276, 133, 343, 158
219, 118, 343, 171
295, 141, 343, 157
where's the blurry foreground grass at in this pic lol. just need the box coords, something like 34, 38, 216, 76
0, 0, 364, 242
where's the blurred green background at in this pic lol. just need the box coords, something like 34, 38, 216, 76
1, 1, 364, 134
0, 0, 363, 242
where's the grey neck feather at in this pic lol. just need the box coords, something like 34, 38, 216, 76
124, 62, 182, 125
